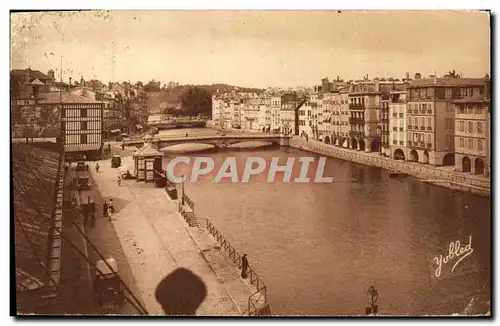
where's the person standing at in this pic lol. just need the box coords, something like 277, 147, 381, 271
241, 254, 249, 279
109, 199, 114, 214
103, 201, 108, 217
365, 286, 379, 315
95, 162, 100, 173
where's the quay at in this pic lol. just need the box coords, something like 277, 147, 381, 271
289, 136, 490, 197
88, 152, 262, 315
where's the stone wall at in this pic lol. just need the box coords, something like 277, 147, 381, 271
289, 136, 490, 197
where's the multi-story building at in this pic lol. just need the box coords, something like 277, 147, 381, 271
60, 93, 104, 160
389, 89, 408, 160
298, 99, 313, 139
241, 100, 260, 131
270, 96, 281, 131
258, 98, 271, 132
380, 94, 391, 156
453, 94, 490, 175
338, 87, 350, 148
406, 77, 487, 166
348, 81, 382, 152
322, 91, 337, 145
279, 93, 303, 135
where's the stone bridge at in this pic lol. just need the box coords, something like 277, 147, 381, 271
122, 134, 292, 149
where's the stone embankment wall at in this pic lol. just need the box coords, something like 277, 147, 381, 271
289, 137, 490, 198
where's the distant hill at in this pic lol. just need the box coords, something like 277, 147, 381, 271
196, 84, 265, 95
145, 83, 264, 114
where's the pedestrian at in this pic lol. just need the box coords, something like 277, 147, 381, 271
241, 254, 249, 279
109, 199, 115, 213
103, 201, 108, 216
122, 144, 125, 151
108, 144, 111, 153
95, 162, 100, 173
365, 285, 379, 315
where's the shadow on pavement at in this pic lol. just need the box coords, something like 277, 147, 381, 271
155, 268, 207, 315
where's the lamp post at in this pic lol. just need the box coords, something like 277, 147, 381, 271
181, 174, 185, 205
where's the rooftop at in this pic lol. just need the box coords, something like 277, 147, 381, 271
408, 77, 487, 88
11, 69, 53, 82
38, 92, 103, 104
13, 143, 60, 295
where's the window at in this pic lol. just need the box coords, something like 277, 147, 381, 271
467, 106, 473, 115
468, 121, 473, 133
478, 140, 483, 150
80, 134, 87, 144
459, 106, 465, 114
459, 138, 464, 147
459, 121, 465, 132
477, 122, 483, 134
468, 139, 473, 149
81, 121, 87, 130
426, 134, 431, 143
427, 117, 432, 128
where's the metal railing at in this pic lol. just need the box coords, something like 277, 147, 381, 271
197, 218, 269, 315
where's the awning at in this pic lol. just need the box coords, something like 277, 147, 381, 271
110, 129, 121, 133
135, 125, 143, 129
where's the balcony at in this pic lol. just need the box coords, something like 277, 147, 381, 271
382, 130, 390, 135
392, 127, 397, 131
349, 130, 364, 137
349, 117, 365, 124
427, 110, 432, 114
399, 127, 404, 132
349, 103, 365, 110
399, 141, 404, 145
427, 143, 432, 149
427, 127, 432, 131
392, 113, 398, 118
407, 125, 412, 130
420, 126, 425, 130
399, 113, 404, 118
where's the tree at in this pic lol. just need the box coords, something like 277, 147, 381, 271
179, 86, 212, 118
144, 79, 161, 92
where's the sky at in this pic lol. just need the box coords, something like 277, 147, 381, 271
10, 10, 491, 88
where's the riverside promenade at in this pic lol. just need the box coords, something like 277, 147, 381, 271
89, 154, 256, 316
290, 136, 490, 197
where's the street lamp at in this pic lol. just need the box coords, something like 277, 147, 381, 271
181, 174, 185, 205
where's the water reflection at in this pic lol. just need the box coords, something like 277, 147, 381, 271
161, 137, 490, 315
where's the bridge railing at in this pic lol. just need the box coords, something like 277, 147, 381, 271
197, 217, 269, 315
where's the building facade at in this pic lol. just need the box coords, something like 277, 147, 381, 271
453, 95, 490, 175
389, 90, 408, 160
61, 96, 104, 160
406, 77, 487, 166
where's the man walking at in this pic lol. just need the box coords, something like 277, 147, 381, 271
365, 285, 379, 315
103, 200, 108, 217
241, 254, 249, 279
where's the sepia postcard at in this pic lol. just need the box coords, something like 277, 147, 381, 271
10, 9, 491, 317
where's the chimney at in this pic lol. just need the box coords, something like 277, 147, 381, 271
484, 75, 491, 98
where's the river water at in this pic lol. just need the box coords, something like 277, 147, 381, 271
160, 128, 491, 316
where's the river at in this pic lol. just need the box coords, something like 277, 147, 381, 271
160, 128, 491, 316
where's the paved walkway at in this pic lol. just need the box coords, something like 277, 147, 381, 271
88, 155, 255, 316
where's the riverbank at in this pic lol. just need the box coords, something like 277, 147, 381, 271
289, 136, 490, 197
89, 154, 257, 315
